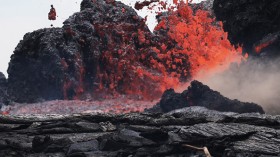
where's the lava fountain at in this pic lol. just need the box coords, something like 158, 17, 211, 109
2, 0, 245, 115
84, 0, 244, 100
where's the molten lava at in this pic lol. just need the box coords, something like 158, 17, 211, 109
48, 5, 56, 20
135, 0, 159, 10
66, 0, 244, 101
154, 1, 243, 78
253, 34, 278, 53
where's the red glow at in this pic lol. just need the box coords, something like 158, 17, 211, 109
254, 41, 275, 53
0, 111, 9, 115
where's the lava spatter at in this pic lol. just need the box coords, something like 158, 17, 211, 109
153, 1, 243, 78
134, 0, 159, 10
48, 5, 56, 20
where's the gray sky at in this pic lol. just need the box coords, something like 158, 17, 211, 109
0, 0, 202, 77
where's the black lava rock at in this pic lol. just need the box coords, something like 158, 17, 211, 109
8, 28, 74, 103
67, 140, 99, 156
147, 80, 265, 114
0, 107, 279, 156
32, 135, 73, 153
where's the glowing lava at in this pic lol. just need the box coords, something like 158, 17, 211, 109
63, 0, 244, 101
154, 1, 243, 78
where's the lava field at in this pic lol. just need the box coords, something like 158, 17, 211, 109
0, 0, 280, 156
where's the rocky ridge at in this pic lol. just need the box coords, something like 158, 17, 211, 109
147, 80, 264, 114
0, 106, 279, 157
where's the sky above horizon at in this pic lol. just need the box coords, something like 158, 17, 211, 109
0, 0, 202, 77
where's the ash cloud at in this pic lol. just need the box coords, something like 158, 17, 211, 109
198, 57, 280, 114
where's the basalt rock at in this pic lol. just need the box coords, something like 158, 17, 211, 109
147, 80, 265, 114
213, 0, 280, 55
0, 107, 279, 156
8, 28, 74, 103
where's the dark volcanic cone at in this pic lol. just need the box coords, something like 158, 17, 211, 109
7, 0, 172, 103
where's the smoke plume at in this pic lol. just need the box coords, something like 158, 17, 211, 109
197, 57, 280, 114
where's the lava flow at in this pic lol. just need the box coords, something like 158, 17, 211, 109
1, 98, 157, 115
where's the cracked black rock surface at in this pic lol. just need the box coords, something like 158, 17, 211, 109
0, 106, 279, 157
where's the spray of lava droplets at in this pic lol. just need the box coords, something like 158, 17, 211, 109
60, 0, 246, 101
155, 1, 244, 77
132, 0, 246, 96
